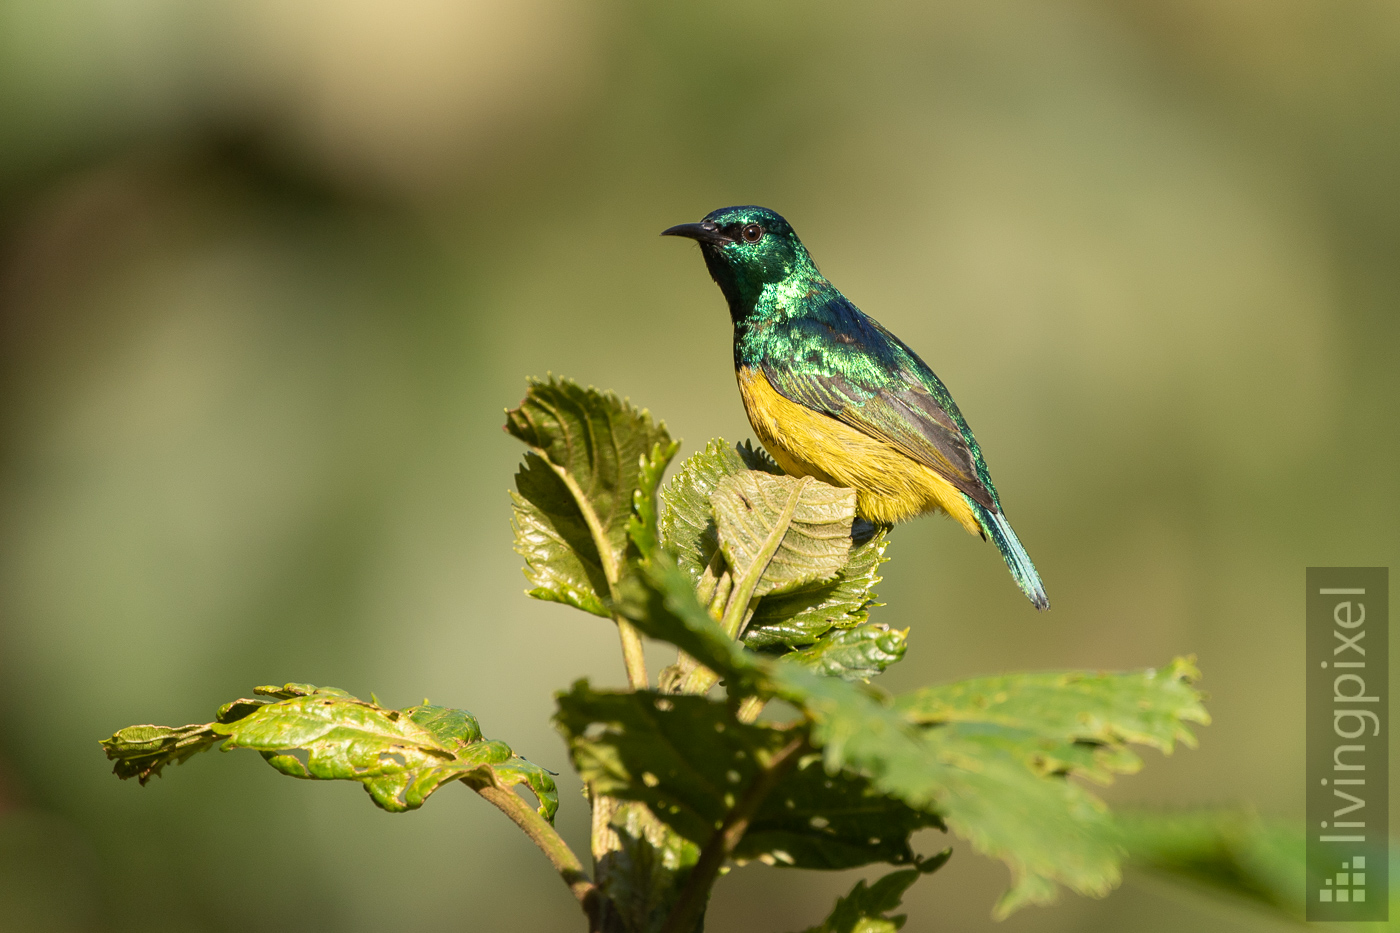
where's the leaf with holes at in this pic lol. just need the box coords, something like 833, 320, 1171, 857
612, 540, 1211, 916
555, 682, 941, 870
102, 684, 557, 818
782, 660, 1209, 917
507, 376, 674, 616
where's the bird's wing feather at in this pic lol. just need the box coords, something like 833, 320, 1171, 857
760, 357, 996, 510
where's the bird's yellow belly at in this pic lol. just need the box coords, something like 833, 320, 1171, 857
736, 366, 980, 532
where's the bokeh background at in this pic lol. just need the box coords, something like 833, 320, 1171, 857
0, 1, 1396, 931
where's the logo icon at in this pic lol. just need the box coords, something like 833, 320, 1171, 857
1319, 856, 1366, 903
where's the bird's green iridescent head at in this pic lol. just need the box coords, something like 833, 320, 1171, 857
663, 206, 822, 321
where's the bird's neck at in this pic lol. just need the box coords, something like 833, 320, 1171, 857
729, 275, 841, 372
710, 260, 833, 328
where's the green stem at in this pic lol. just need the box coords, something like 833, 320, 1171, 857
475, 784, 600, 923
657, 735, 807, 933
707, 570, 733, 620
616, 619, 649, 691
695, 549, 726, 608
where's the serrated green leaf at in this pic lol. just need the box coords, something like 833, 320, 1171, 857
506, 377, 672, 616
712, 471, 855, 600
102, 686, 557, 820
893, 658, 1211, 782
744, 528, 889, 650
790, 662, 1209, 917
658, 439, 784, 581
794, 856, 949, 933
733, 438, 779, 472
556, 683, 940, 871
660, 439, 748, 582
780, 623, 908, 682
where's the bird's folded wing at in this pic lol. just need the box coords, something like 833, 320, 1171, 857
760, 363, 994, 509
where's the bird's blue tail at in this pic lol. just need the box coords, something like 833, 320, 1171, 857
971, 501, 1049, 610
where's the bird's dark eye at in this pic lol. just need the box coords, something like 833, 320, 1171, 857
741, 224, 763, 243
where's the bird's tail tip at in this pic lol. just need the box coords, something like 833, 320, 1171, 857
976, 504, 1049, 611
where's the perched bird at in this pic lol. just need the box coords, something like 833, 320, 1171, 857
663, 205, 1048, 609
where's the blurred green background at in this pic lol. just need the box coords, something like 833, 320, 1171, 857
0, 1, 1396, 931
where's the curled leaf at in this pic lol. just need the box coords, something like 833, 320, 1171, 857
102, 686, 557, 819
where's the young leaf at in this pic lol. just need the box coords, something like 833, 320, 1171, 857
743, 528, 889, 650
711, 471, 855, 601
794, 856, 949, 933
506, 377, 673, 615
102, 685, 557, 819
779, 623, 908, 682
556, 683, 941, 870
659, 439, 763, 582
100, 723, 223, 784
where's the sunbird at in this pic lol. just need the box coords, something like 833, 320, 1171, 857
663, 205, 1049, 610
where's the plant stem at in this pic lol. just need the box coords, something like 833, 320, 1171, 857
616, 619, 649, 690
707, 570, 733, 621
695, 549, 726, 607
475, 784, 602, 923
657, 735, 807, 933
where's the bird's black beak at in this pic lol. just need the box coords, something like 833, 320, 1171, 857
661, 221, 733, 246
